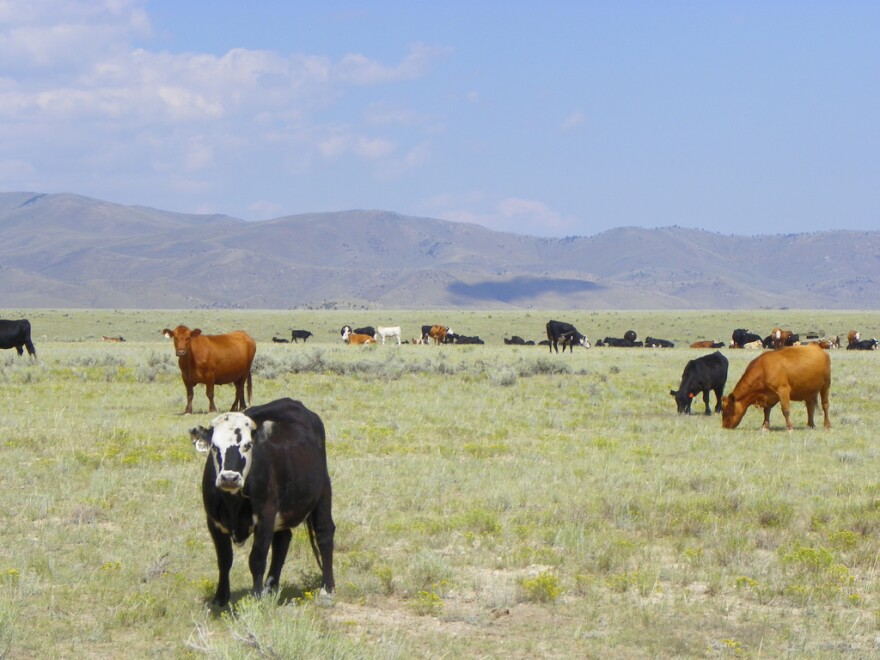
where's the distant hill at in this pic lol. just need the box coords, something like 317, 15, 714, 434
1, 192, 878, 309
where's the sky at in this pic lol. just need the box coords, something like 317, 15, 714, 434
1, 1, 878, 238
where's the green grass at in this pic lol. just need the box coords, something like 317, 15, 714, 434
0, 309, 878, 657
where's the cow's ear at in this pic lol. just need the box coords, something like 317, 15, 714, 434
162, 329, 172, 338
190, 426, 212, 452
669, 390, 677, 397
191, 329, 202, 337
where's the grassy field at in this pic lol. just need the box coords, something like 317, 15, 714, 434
1, 308, 879, 658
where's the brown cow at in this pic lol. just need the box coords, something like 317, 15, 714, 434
428, 325, 448, 345
771, 327, 794, 350
345, 332, 376, 345
721, 344, 831, 431
162, 325, 256, 415
690, 340, 724, 349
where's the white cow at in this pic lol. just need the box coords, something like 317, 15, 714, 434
374, 326, 401, 345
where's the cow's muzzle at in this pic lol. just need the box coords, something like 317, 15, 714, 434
216, 471, 244, 492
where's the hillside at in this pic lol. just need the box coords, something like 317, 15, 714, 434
1, 192, 878, 309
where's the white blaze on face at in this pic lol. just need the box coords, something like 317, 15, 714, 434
208, 412, 257, 492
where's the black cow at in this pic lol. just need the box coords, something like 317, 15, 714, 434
190, 397, 335, 607
846, 338, 878, 351
504, 335, 534, 345
291, 329, 313, 343
645, 336, 674, 348
447, 333, 484, 345
731, 328, 762, 348
670, 351, 729, 415
0, 319, 36, 358
546, 320, 590, 353
271, 337, 290, 343
601, 337, 643, 347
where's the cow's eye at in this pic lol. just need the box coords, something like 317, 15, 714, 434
242, 442, 252, 452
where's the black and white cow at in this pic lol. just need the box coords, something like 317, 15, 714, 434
601, 336, 644, 347
846, 338, 878, 350
340, 325, 375, 341
730, 328, 762, 349
670, 350, 729, 415
645, 336, 675, 348
0, 319, 36, 358
290, 329, 313, 343
546, 320, 590, 353
190, 397, 335, 607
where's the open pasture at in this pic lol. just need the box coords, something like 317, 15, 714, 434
1, 309, 879, 658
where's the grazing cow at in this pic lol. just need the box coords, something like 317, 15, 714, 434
340, 325, 375, 341
721, 344, 831, 431
0, 319, 37, 358
162, 326, 257, 415
428, 325, 449, 345
731, 329, 762, 349
374, 326, 402, 345
645, 337, 674, 348
290, 330, 313, 343
670, 351, 729, 415
846, 338, 878, 350
602, 337, 643, 347
101, 335, 125, 342
344, 331, 376, 345
190, 397, 335, 607
690, 340, 725, 349
546, 320, 590, 353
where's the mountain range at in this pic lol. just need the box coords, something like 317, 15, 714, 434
1, 192, 878, 310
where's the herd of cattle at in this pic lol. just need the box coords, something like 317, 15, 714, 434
0, 314, 873, 605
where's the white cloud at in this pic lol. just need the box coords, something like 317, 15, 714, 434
356, 136, 396, 160
562, 111, 585, 131
424, 193, 578, 237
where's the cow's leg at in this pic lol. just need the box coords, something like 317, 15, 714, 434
14, 345, 23, 356
205, 380, 217, 413
248, 522, 274, 597
805, 394, 818, 429
25, 339, 36, 358
207, 520, 234, 607
702, 390, 712, 415
713, 387, 724, 413
762, 406, 773, 431
184, 380, 195, 415
308, 496, 336, 593
264, 529, 292, 592
230, 377, 245, 411
821, 385, 831, 429
778, 389, 794, 430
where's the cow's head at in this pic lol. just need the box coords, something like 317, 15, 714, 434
191, 412, 258, 493
720, 394, 745, 429
669, 389, 693, 414
163, 325, 202, 358
579, 335, 591, 349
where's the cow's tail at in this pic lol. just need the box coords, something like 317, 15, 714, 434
246, 369, 253, 407
305, 517, 324, 572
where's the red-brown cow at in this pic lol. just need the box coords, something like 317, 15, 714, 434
721, 344, 831, 431
162, 325, 257, 415
428, 324, 448, 345
345, 332, 376, 345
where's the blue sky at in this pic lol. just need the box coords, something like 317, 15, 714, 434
1, 1, 878, 237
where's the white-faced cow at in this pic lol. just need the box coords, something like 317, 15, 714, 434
190, 397, 335, 607
340, 325, 375, 341
0, 319, 36, 358
546, 320, 590, 353
670, 351, 729, 415
162, 326, 257, 415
